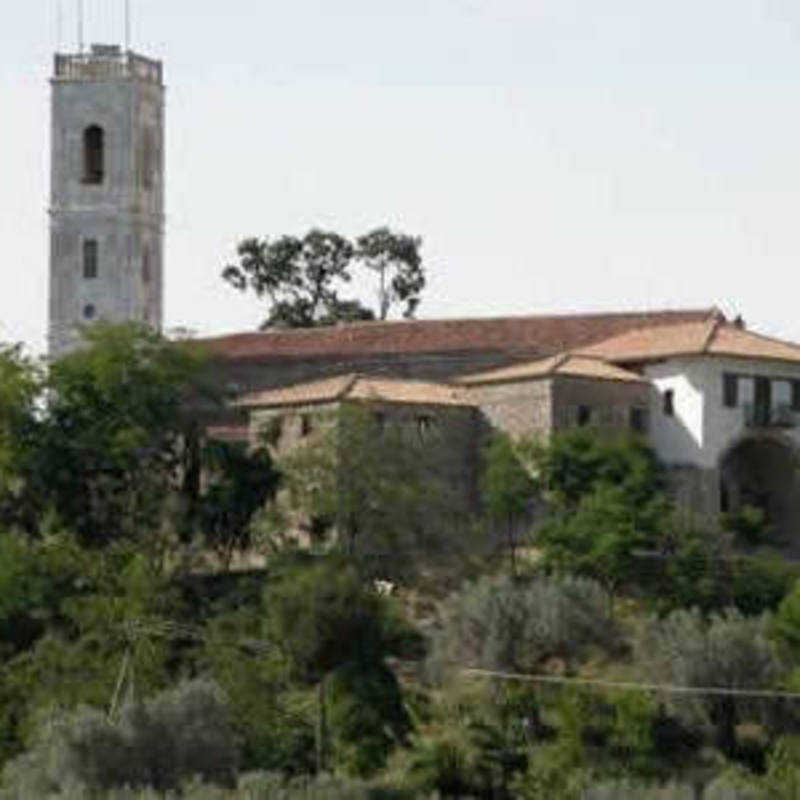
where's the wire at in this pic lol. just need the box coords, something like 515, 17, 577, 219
461, 668, 800, 701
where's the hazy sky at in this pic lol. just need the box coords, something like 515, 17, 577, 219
4, 0, 800, 352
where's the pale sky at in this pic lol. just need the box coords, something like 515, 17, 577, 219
4, 0, 800, 353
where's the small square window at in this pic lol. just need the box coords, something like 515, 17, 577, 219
629, 406, 647, 433
723, 374, 738, 408
83, 304, 96, 320
663, 389, 674, 416
417, 414, 434, 440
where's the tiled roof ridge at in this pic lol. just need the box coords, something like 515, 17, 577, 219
551, 352, 572, 373
700, 317, 723, 353
338, 373, 362, 399
198, 306, 722, 345
714, 323, 800, 354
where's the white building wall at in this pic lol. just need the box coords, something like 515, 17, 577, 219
645, 357, 800, 470
645, 360, 706, 466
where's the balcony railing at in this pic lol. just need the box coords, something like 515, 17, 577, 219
743, 402, 798, 428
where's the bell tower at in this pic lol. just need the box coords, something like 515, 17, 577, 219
48, 43, 164, 356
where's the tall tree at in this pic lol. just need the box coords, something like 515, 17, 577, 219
0, 343, 40, 531
222, 227, 426, 328
32, 323, 216, 547
355, 227, 425, 320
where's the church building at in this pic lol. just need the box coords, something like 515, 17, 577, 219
45, 43, 800, 551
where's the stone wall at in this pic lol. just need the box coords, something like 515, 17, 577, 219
470, 379, 553, 439
251, 400, 486, 518
551, 375, 652, 433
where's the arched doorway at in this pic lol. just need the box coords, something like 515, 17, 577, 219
719, 436, 800, 551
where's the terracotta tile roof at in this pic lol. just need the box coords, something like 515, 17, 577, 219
578, 320, 716, 361
457, 354, 648, 386
237, 374, 476, 409
197, 308, 720, 362
578, 319, 800, 364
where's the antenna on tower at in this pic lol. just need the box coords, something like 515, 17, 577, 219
56, 0, 63, 51
125, 0, 131, 51
77, 0, 84, 53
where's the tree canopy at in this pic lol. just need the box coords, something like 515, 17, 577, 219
222, 227, 425, 329
27, 323, 218, 546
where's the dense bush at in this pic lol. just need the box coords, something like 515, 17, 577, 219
661, 525, 799, 616
428, 574, 620, 677
638, 608, 785, 760
0, 680, 237, 797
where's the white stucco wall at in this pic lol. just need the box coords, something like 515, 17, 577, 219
645, 357, 800, 469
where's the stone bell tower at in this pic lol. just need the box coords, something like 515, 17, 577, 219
48, 44, 164, 356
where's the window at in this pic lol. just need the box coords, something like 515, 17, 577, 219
793, 381, 800, 413
141, 127, 156, 190
83, 239, 98, 279
723, 373, 738, 408
82, 125, 104, 184
300, 414, 313, 437
374, 412, 386, 434
83, 304, 96, 320
417, 414, 434, 440
629, 406, 647, 433
663, 389, 674, 417
142, 246, 151, 283
577, 405, 592, 427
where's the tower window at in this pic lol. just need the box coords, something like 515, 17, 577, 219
142, 128, 155, 190
82, 125, 105, 185
83, 304, 96, 320
663, 389, 675, 416
83, 239, 98, 279
142, 247, 151, 283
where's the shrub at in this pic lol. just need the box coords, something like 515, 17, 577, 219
428, 574, 620, 678
638, 608, 784, 760
0, 679, 238, 797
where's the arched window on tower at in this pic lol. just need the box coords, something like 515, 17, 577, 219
83, 125, 105, 184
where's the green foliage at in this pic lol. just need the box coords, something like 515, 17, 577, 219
772, 577, 800, 658
222, 227, 425, 328
264, 560, 421, 682
537, 483, 649, 602
543, 429, 665, 514
481, 432, 540, 573
0, 544, 179, 762
0, 344, 40, 531
354, 227, 425, 320
31, 323, 214, 546
723, 505, 771, 548
273, 404, 472, 580
535, 430, 670, 603
199, 438, 279, 568
0, 533, 91, 662
0, 680, 237, 797
263, 561, 418, 776
660, 525, 799, 616
327, 662, 411, 776
724, 735, 800, 798
196, 606, 315, 776
638, 607, 784, 759
429, 574, 619, 676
